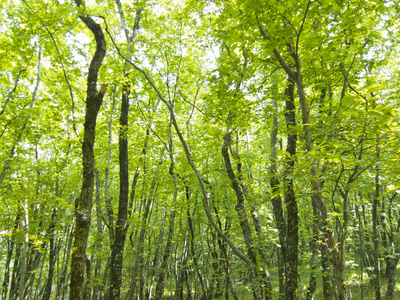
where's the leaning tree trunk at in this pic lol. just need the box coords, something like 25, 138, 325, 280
69, 1, 107, 299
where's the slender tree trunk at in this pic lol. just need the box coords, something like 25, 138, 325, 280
283, 78, 298, 300
269, 78, 298, 300
56, 226, 73, 299
306, 200, 318, 300
109, 73, 130, 300
69, 1, 107, 298
42, 209, 57, 300
187, 207, 208, 299
320, 243, 333, 300
385, 255, 399, 300
260, 22, 343, 299
222, 132, 263, 299
2, 211, 22, 300
93, 169, 105, 300
84, 257, 92, 299
155, 130, 178, 298
373, 163, 381, 300
104, 86, 116, 246
18, 199, 29, 300
9, 239, 21, 300
109, 3, 143, 298
269, 95, 287, 300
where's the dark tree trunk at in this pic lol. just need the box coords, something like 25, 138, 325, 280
269, 95, 287, 300
109, 75, 130, 300
385, 256, 399, 300
222, 132, 263, 299
42, 209, 57, 300
283, 77, 298, 300
320, 243, 333, 300
69, 1, 107, 298
108, 3, 143, 298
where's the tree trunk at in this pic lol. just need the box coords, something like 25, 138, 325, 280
56, 226, 73, 300
306, 200, 318, 300
320, 243, 333, 300
42, 209, 57, 300
155, 130, 178, 299
222, 132, 263, 299
69, 1, 107, 298
109, 4, 143, 298
2, 211, 22, 300
373, 163, 381, 300
283, 77, 298, 300
385, 256, 399, 300
109, 74, 130, 300
93, 169, 105, 300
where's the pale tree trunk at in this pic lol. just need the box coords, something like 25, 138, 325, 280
2, 211, 22, 300
18, 200, 29, 300
92, 169, 105, 300
385, 193, 399, 300
373, 162, 381, 299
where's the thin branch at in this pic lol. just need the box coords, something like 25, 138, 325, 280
0, 61, 26, 116
101, 16, 168, 105
178, 90, 211, 118
340, 63, 368, 102
45, 27, 81, 142
136, 103, 168, 151
296, 0, 312, 58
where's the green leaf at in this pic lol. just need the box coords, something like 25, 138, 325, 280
341, 95, 356, 106
366, 84, 385, 93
